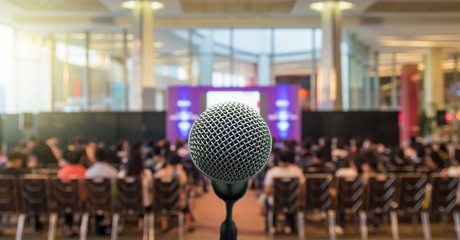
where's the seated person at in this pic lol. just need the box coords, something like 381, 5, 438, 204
0, 146, 7, 167
443, 159, 460, 205
1, 151, 29, 175
58, 150, 87, 237
334, 158, 358, 234
155, 153, 193, 231
0, 151, 29, 235
305, 149, 334, 173
264, 148, 305, 234
84, 149, 117, 235
335, 158, 357, 178
85, 148, 117, 179
28, 137, 58, 168
118, 143, 153, 232
144, 146, 165, 173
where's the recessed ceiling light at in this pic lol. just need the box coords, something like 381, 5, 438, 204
121, 1, 165, 11
310, 1, 354, 12
151, 1, 165, 10
121, 0, 136, 9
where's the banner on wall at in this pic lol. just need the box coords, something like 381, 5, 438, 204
166, 84, 301, 143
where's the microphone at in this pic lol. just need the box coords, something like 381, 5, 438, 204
188, 102, 272, 240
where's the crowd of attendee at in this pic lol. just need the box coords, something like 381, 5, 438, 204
2, 135, 460, 237
0, 136, 195, 237
261, 137, 460, 235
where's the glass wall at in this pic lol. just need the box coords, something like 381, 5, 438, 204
272, 28, 319, 110
16, 32, 51, 113
0, 25, 14, 113
0, 27, 326, 113
4, 24, 459, 114
53, 33, 87, 112
191, 28, 320, 90
88, 31, 126, 111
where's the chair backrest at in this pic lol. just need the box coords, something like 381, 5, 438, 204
36, 168, 59, 176
154, 177, 180, 214
387, 165, 416, 173
21, 175, 49, 214
305, 174, 333, 213
0, 176, 20, 214
398, 173, 428, 214
116, 177, 143, 215
273, 178, 299, 214
367, 174, 397, 213
336, 176, 365, 214
85, 178, 112, 214
52, 178, 80, 214
431, 174, 458, 214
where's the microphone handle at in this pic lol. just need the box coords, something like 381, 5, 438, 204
221, 200, 237, 240
211, 180, 248, 240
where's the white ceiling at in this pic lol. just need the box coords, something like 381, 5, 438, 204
1, 0, 460, 54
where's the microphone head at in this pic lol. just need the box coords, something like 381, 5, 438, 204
188, 102, 272, 183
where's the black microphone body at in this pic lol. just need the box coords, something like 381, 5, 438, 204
188, 102, 272, 240
212, 180, 248, 240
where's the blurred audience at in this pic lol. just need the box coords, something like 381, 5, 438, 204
3, 133, 460, 237
2, 151, 29, 175
145, 146, 166, 172
57, 149, 87, 237
28, 137, 58, 168
118, 142, 153, 232
155, 152, 194, 232
85, 148, 118, 179
264, 148, 305, 234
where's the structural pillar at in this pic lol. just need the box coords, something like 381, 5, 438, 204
257, 54, 271, 86
363, 46, 371, 109
310, 29, 318, 111
391, 53, 398, 109
372, 51, 380, 109
400, 64, 419, 145
341, 30, 351, 111
198, 30, 213, 86
317, 1, 343, 110
130, 0, 156, 111
83, 31, 90, 111
424, 47, 444, 116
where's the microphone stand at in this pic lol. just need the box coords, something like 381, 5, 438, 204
211, 180, 248, 240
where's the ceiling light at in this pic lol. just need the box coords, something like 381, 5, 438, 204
338, 1, 353, 10
310, 2, 324, 11
121, 1, 165, 11
172, 50, 188, 56
121, 0, 136, 9
310, 1, 354, 12
154, 42, 164, 48
151, 1, 165, 10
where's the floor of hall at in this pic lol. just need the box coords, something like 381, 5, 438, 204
3, 188, 460, 240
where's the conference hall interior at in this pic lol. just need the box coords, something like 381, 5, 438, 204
1, 0, 460, 239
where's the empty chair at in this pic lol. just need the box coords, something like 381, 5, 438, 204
82, 178, 112, 240
22, 175, 48, 214
366, 174, 398, 240
154, 177, 183, 240
114, 177, 144, 240
397, 173, 429, 240
430, 174, 460, 239
268, 177, 303, 240
336, 176, 366, 240
304, 174, 335, 240
21, 175, 49, 237
0, 176, 24, 240
51, 178, 81, 240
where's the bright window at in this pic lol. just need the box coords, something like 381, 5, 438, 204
0, 25, 14, 113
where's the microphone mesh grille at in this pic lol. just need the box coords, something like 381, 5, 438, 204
188, 102, 272, 183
